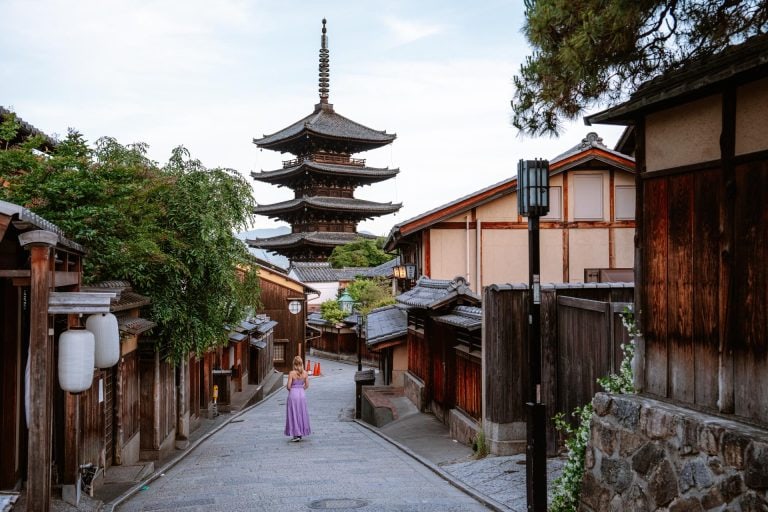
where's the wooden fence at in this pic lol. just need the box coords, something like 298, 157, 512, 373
484, 283, 633, 454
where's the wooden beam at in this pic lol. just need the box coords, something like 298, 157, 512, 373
19, 230, 58, 512
0, 215, 11, 243
0, 270, 30, 278
718, 89, 736, 414
634, 117, 646, 393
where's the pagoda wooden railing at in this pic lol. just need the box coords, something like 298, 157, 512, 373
283, 154, 366, 168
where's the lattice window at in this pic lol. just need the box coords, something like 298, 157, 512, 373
273, 343, 286, 363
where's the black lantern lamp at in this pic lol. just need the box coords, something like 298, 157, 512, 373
518, 158, 549, 512
517, 159, 550, 218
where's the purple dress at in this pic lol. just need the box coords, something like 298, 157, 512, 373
285, 376, 311, 437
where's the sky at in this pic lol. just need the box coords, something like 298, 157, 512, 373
0, 0, 626, 237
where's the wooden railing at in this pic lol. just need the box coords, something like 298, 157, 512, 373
283, 154, 366, 168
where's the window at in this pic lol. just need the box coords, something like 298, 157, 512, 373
542, 186, 562, 220
615, 186, 636, 220
573, 175, 604, 220
273, 342, 286, 363
288, 300, 302, 314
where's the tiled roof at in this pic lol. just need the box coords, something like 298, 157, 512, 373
365, 305, 407, 346
0, 200, 85, 253
336, 267, 372, 280
228, 331, 247, 342
252, 161, 399, 184
395, 276, 480, 310
290, 262, 340, 282
110, 291, 151, 312
118, 317, 156, 335
248, 231, 373, 250
254, 196, 401, 217
550, 132, 634, 173
254, 103, 396, 154
434, 305, 482, 331
366, 256, 400, 278
256, 320, 278, 334
587, 33, 768, 125
0, 106, 57, 150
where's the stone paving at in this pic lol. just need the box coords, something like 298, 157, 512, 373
116, 359, 490, 511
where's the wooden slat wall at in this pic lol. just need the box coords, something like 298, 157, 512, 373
732, 161, 768, 423
259, 279, 305, 373
121, 351, 139, 443
643, 178, 669, 397
0, 283, 20, 488
79, 370, 105, 466
484, 287, 528, 425
189, 355, 200, 420
667, 174, 695, 402
407, 329, 429, 383
455, 353, 481, 420
158, 359, 175, 443
693, 169, 720, 409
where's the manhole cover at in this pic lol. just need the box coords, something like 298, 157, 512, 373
308, 498, 368, 509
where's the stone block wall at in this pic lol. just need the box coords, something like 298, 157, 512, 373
581, 393, 768, 511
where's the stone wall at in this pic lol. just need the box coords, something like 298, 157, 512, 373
581, 393, 768, 511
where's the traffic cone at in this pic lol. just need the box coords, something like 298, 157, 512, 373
313, 362, 321, 376
306, 359, 310, 372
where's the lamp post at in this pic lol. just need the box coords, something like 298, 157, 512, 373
517, 158, 550, 512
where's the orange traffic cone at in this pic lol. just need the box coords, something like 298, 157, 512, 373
313, 362, 321, 376
306, 359, 311, 372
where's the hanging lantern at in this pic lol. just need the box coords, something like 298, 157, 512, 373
58, 328, 95, 393
86, 312, 120, 368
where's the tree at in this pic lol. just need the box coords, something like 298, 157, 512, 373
512, 0, 768, 136
320, 299, 347, 325
345, 277, 395, 315
327, 237, 394, 268
0, 125, 260, 363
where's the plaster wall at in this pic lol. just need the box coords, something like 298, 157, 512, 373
392, 345, 408, 388
646, 95, 722, 171
303, 280, 337, 306
736, 77, 768, 156
569, 229, 610, 282
429, 228, 477, 285
613, 228, 636, 270
475, 193, 517, 220
480, 229, 528, 285
567, 170, 610, 222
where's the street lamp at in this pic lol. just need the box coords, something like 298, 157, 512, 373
339, 289, 355, 314
517, 158, 549, 512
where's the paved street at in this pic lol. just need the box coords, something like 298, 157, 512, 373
117, 360, 490, 511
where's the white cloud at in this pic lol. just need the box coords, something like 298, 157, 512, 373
380, 15, 447, 45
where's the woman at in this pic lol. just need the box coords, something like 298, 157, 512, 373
284, 355, 311, 442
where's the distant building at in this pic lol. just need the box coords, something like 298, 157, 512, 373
386, 132, 636, 289
249, 19, 401, 262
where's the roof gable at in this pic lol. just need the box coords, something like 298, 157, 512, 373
396, 276, 480, 310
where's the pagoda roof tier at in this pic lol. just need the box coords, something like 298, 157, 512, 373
247, 231, 375, 257
254, 196, 401, 220
252, 160, 399, 186
254, 102, 396, 155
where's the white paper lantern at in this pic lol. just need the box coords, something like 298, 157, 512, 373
86, 312, 120, 368
58, 328, 95, 393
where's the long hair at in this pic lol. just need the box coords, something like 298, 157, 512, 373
292, 356, 305, 376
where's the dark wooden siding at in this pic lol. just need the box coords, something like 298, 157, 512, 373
455, 352, 481, 420
79, 370, 105, 467
641, 160, 768, 424
139, 351, 176, 451
120, 351, 140, 443
0, 282, 21, 488
188, 354, 200, 420
407, 318, 429, 383
259, 279, 306, 373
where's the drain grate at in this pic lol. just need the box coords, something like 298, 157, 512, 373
308, 498, 369, 509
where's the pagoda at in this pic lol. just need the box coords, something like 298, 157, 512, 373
248, 19, 402, 262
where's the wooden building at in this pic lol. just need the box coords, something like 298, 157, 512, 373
0, 200, 101, 511
248, 19, 401, 262
385, 132, 636, 290
577, 33, 768, 509
257, 264, 317, 373
396, 276, 481, 444
365, 305, 408, 386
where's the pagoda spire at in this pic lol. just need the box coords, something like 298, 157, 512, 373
319, 18, 330, 104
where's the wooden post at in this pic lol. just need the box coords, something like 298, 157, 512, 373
19, 230, 58, 512
718, 88, 737, 413
61, 313, 81, 505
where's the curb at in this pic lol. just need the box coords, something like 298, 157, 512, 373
102, 383, 285, 512
353, 419, 513, 512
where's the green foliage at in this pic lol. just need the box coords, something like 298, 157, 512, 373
549, 305, 639, 511
0, 112, 21, 150
328, 237, 395, 268
472, 426, 489, 459
320, 299, 347, 325
512, 0, 768, 135
345, 277, 395, 314
0, 134, 259, 363
550, 403, 594, 512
